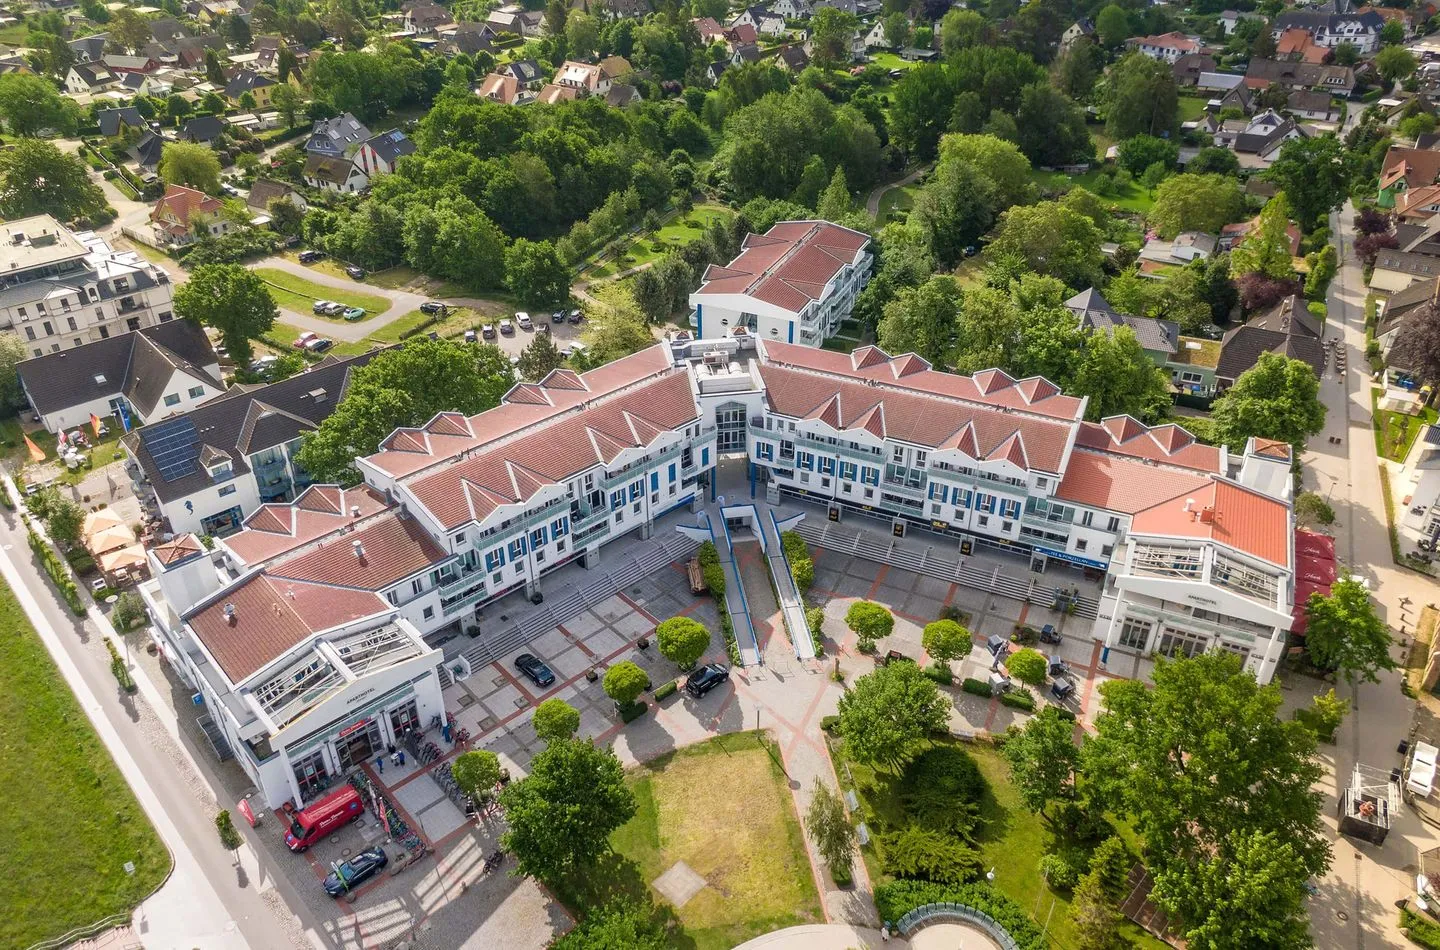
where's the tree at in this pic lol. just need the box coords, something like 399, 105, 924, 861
844, 600, 894, 652
1229, 193, 1295, 280
940, 9, 988, 55
877, 275, 960, 365
0, 73, 74, 136
1052, 43, 1099, 100
267, 196, 303, 237
1185, 146, 1238, 176
499, 738, 637, 884
1153, 829, 1314, 950
1304, 577, 1396, 685
1381, 17, 1406, 46
937, 134, 1036, 212
910, 160, 997, 268
215, 809, 243, 855
655, 616, 711, 670
1308, 688, 1349, 743
0, 333, 25, 412
817, 166, 851, 221
505, 239, 570, 309
566, 11, 600, 59
533, 698, 581, 744
603, 660, 649, 709
1377, 44, 1418, 86
1074, 325, 1173, 423
270, 83, 304, 128
1333, 41, 1359, 66
112, 591, 147, 632
1082, 652, 1331, 883
1102, 52, 1178, 140
1005, 647, 1047, 688
173, 264, 278, 367
402, 197, 508, 290
921, 619, 970, 671
1148, 174, 1243, 239
1263, 136, 1349, 232
1294, 491, 1335, 528
1393, 300, 1440, 387
582, 283, 653, 363
987, 202, 1104, 289
792, 155, 830, 209
1210, 352, 1326, 451
159, 141, 223, 195
1070, 865, 1121, 950
806, 778, 858, 878
1001, 706, 1077, 815
837, 662, 951, 771
1094, 4, 1131, 47
1116, 134, 1179, 178
452, 749, 502, 803
0, 140, 107, 222
552, 902, 668, 950
810, 7, 861, 68
1140, 161, 1170, 193
882, 11, 911, 48
110, 8, 154, 51
1014, 83, 1093, 168
46, 497, 84, 549
239, 91, 256, 111
296, 338, 512, 481
891, 63, 956, 161
517, 331, 565, 380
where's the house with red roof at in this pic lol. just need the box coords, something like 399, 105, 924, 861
149, 184, 233, 246
1129, 31, 1200, 64
688, 220, 872, 348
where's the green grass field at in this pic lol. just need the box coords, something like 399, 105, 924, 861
0, 577, 170, 947
583, 205, 733, 279
1177, 95, 1210, 123
869, 51, 922, 72
252, 268, 392, 318
1031, 168, 1156, 215
560, 732, 822, 950
877, 182, 921, 223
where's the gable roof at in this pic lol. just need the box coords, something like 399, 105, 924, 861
222, 484, 391, 565
97, 106, 145, 137
150, 184, 224, 233
306, 113, 371, 153
361, 128, 416, 165
224, 69, 275, 97
133, 131, 165, 169
266, 510, 447, 591
1216, 300, 1326, 383
18, 321, 219, 419
1066, 287, 1179, 354
304, 153, 360, 184
1381, 145, 1440, 192
181, 114, 226, 142
246, 177, 297, 211
693, 220, 870, 315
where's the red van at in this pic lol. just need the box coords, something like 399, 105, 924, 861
284, 785, 364, 852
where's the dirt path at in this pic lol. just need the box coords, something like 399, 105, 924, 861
865, 165, 931, 219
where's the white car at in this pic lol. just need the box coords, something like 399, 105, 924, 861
516, 312, 533, 331
1411, 742, 1439, 797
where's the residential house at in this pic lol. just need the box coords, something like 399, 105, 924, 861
1211, 109, 1308, 169
732, 43, 764, 66
1273, 7, 1385, 53
354, 129, 416, 177
1130, 31, 1200, 64
1286, 89, 1338, 121
68, 33, 108, 62
150, 184, 233, 246
1216, 294, 1326, 389
689, 219, 872, 347
693, 16, 727, 44
102, 54, 161, 75
770, 0, 810, 18
1139, 231, 1218, 267
1060, 18, 1094, 51
1275, 27, 1331, 64
197, 0, 242, 23
1219, 213, 1302, 255
476, 70, 529, 104
705, 60, 729, 86
97, 106, 147, 138
732, 6, 787, 37
224, 69, 277, 106
17, 321, 221, 434
776, 45, 809, 72
180, 114, 227, 145
725, 23, 759, 48
1244, 58, 1357, 96
305, 113, 371, 157
1066, 288, 1221, 396
303, 155, 368, 194
245, 178, 306, 220
1378, 145, 1440, 208
436, 22, 494, 56
1370, 248, 1440, 294
813, 0, 858, 13
864, 18, 892, 47
403, 1, 450, 35
554, 60, 610, 96
604, 83, 641, 107
502, 58, 545, 88
535, 83, 579, 104
605, 0, 651, 18
119, 71, 171, 97
64, 62, 116, 94
132, 131, 165, 171
1396, 184, 1440, 223
1219, 9, 1264, 34
484, 4, 543, 35
0, 216, 176, 360
1173, 53, 1215, 86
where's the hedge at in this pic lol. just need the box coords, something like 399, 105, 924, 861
873, 881, 1047, 950
653, 680, 677, 701
999, 690, 1036, 712
1402, 906, 1440, 950
104, 637, 137, 694
923, 665, 954, 685
28, 529, 84, 615
619, 700, 648, 723
961, 678, 992, 697
820, 714, 840, 732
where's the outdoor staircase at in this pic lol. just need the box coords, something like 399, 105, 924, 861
791, 519, 1100, 621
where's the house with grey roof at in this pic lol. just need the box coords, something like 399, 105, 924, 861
1216, 294, 1326, 390
97, 106, 147, 138
304, 112, 371, 157
1066, 288, 1222, 396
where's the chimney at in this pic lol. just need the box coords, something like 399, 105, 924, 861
223, 602, 236, 624
1198, 506, 1216, 524
350, 505, 360, 517
1183, 498, 1195, 513
353, 539, 365, 559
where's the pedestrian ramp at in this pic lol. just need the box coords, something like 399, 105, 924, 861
761, 509, 817, 660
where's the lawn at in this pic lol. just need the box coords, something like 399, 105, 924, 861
1372, 388, 1437, 463
1177, 95, 1210, 123
869, 51, 922, 72
283, 254, 428, 292
583, 204, 733, 279
1031, 167, 1155, 215
0, 22, 28, 45
252, 268, 393, 318
877, 182, 921, 223
0, 577, 170, 947
834, 736, 1167, 950
562, 731, 822, 950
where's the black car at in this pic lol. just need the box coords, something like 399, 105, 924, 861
419, 301, 447, 315
514, 653, 555, 687
551, 310, 567, 324
298, 250, 325, 264
567, 309, 585, 324
346, 265, 367, 280
323, 847, 388, 898
685, 663, 730, 697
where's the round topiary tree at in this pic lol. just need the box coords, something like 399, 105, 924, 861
532, 697, 581, 743
922, 619, 970, 671
603, 660, 649, 710
845, 600, 894, 653
452, 749, 503, 803
1006, 647, 1048, 689
655, 615, 711, 670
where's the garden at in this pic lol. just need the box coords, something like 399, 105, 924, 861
250, 267, 393, 318
581, 204, 733, 280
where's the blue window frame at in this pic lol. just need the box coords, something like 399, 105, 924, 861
650, 471, 659, 491
861, 466, 880, 486
668, 462, 677, 481
839, 460, 857, 480
757, 442, 774, 461
953, 488, 973, 509
1000, 499, 1021, 519
485, 548, 506, 571
552, 516, 569, 537
508, 537, 527, 559
702, 447, 709, 467
928, 482, 948, 502
797, 452, 815, 471
629, 481, 643, 501
611, 490, 624, 511
819, 456, 836, 476
976, 493, 996, 514
530, 526, 547, 548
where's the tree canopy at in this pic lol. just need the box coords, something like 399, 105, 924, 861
1304, 577, 1396, 685
172, 264, 278, 367
837, 662, 951, 771
532, 698, 581, 744
1101, 52, 1178, 141
159, 141, 223, 195
0, 140, 107, 222
0, 73, 78, 136
1000, 707, 1077, 814
986, 201, 1104, 290
1148, 174, 1245, 239
1210, 352, 1326, 451
655, 616, 711, 670
1263, 138, 1348, 233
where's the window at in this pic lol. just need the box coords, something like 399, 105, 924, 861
976, 493, 996, 514
189, 386, 205, 399
892, 446, 905, 464
492, 571, 503, 585
66, 316, 77, 331
1102, 544, 1113, 558
41, 321, 52, 335
633, 500, 642, 513
1081, 510, 1094, 527
757, 442, 774, 461
977, 515, 989, 527
1118, 617, 1151, 650
1002, 520, 1013, 533
914, 450, 927, 466
1106, 516, 1120, 532
1157, 627, 1209, 659
23, 326, 34, 342
163, 393, 181, 407
821, 476, 830, 488
1076, 539, 1088, 551
863, 487, 873, 499
628, 481, 642, 501
931, 503, 942, 515
839, 461, 857, 480
412, 578, 424, 596
530, 526, 547, 548
1000, 499, 1021, 519
485, 548, 505, 571
861, 466, 879, 486
953, 489, 973, 509
611, 490, 624, 511
508, 537, 527, 560
551, 517, 569, 537
797, 451, 815, 471
556, 539, 566, 553
452, 532, 466, 547
819, 456, 835, 476
422, 606, 435, 620
98, 326, 109, 339
218, 484, 237, 497
16, 306, 24, 317
928, 482, 948, 502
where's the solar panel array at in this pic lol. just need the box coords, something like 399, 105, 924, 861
144, 417, 199, 482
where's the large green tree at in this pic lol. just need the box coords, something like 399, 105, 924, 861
173, 264, 278, 367
582, 283, 653, 363
655, 616, 711, 670
877, 275, 961, 365
1000, 707, 1077, 815
0, 140, 106, 222
1102, 52, 1178, 140
295, 337, 513, 481
910, 159, 997, 268
1229, 193, 1296, 280
159, 141, 223, 195
1304, 577, 1396, 685
452, 749, 502, 803
837, 661, 950, 771
551, 902, 668, 950
499, 738, 637, 884
1262, 136, 1349, 233
532, 698, 581, 744
505, 239, 570, 309
1074, 325, 1172, 423
0, 73, 76, 136
1210, 352, 1326, 451
1013, 82, 1093, 168
401, 195, 509, 290
937, 133, 1036, 212
986, 201, 1104, 291
1148, 174, 1245, 239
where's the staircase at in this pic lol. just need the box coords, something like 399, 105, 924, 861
792, 519, 1100, 621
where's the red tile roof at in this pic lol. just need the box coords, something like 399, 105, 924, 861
1130, 479, 1291, 567
267, 511, 446, 590
693, 221, 869, 315
221, 484, 391, 565
187, 574, 389, 681
151, 533, 205, 566
1055, 451, 1214, 514
1074, 417, 1223, 472
150, 184, 223, 232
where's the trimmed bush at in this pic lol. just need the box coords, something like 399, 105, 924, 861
653, 680, 677, 701
900, 746, 986, 840
961, 678, 992, 698
874, 881, 1047, 950
28, 529, 83, 615
1038, 851, 1085, 890
702, 563, 726, 596
922, 664, 954, 685
619, 700, 648, 723
1402, 906, 1440, 950
820, 714, 841, 732
1051, 706, 1077, 721
879, 826, 981, 884
999, 690, 1036, 712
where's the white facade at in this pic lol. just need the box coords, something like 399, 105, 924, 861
39, 369, 218, 435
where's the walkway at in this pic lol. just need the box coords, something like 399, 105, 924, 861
760, 511, 817, 660
865, 165, 931, 218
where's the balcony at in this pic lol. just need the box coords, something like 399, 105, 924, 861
252, 454, 286, 476
441, 579, 489, 617
574, 518, 610, 547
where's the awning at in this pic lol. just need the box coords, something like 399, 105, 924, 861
88, 523, 137, 555
1295, 530, 1336, 562
98, 543, 146, 573
82, 508, 126, 540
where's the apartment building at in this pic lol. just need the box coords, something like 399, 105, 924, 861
0, 216, 174, 359
722, 341, 1297, 684
689, 220, 872, 348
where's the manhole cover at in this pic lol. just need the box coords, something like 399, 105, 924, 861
1337, 911, 1349, 922
342, 848, 352, 857
330, 834, 341, 844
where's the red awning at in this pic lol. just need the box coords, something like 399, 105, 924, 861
1295, 530, 1336, 562
1295, 553, 1337, 586
1291, 603, 1309, 635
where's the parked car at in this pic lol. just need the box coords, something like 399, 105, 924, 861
536, 322, 550, 336
685, 663, 730, 697
342, 307, 366, 321
346, 265, 367, 280
293, 331, 318, 348
420, 301, 447, 315
551, 310, 567, 324
322, 846, 389, 898
249, 354, 278, 374
514, 653, 555, 687
567, 309, 585, 324
464, 328, 477, 343
481, 323, 496, 339
298, 250, 325, 264
305, 337, 333, 353
516, 312, 533, 331
312, 300, 337, 315
498, 319, 515, 335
